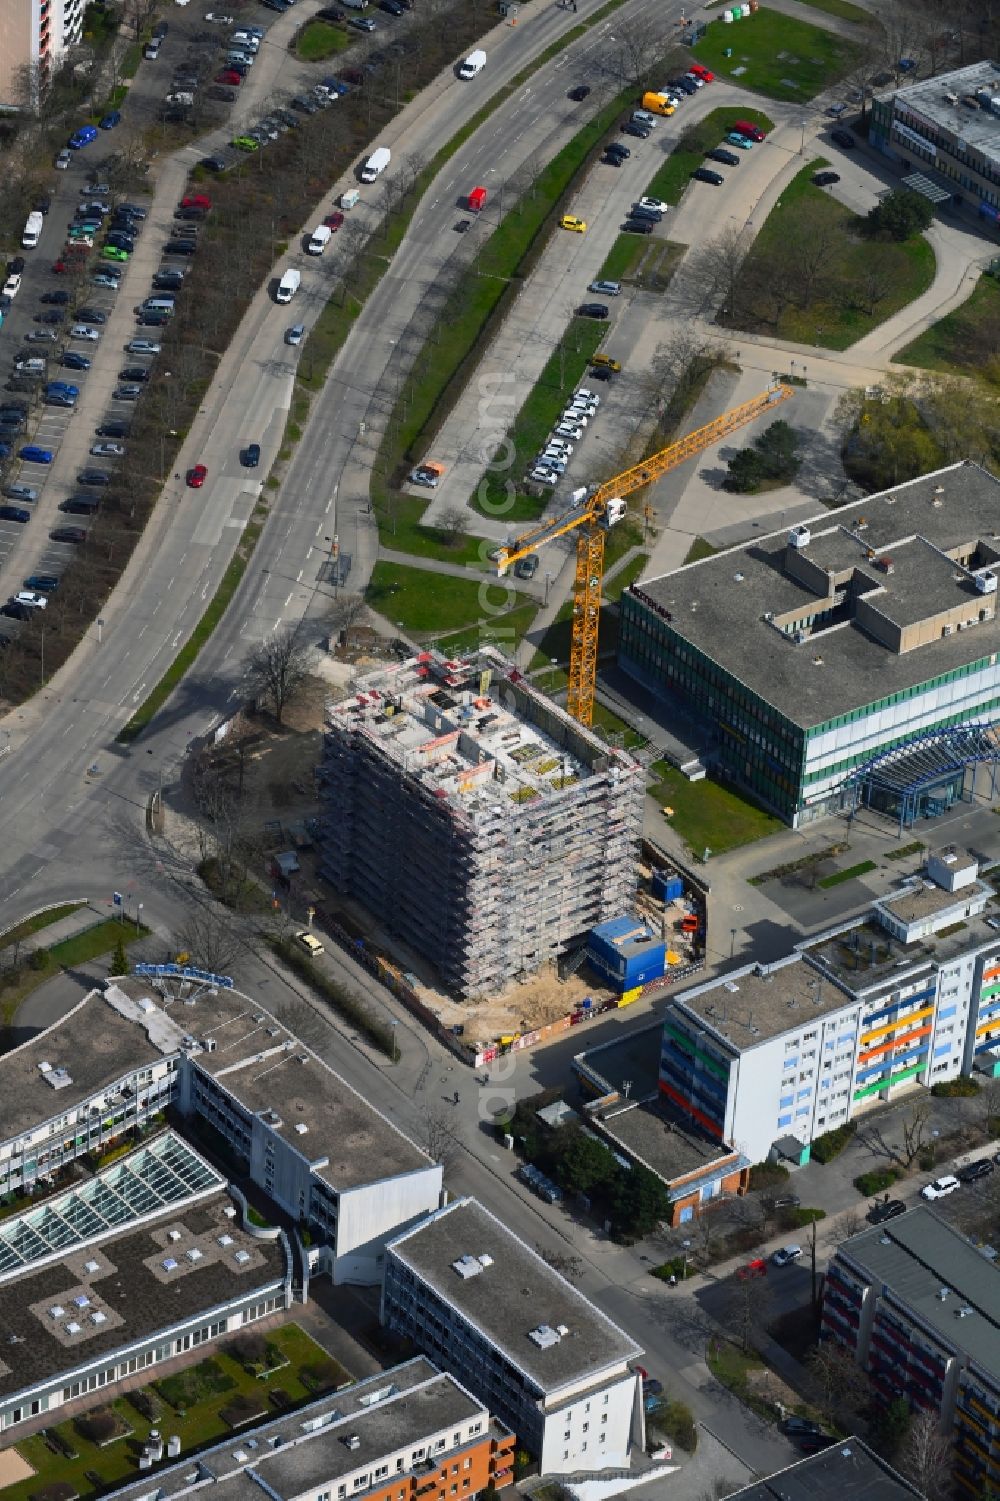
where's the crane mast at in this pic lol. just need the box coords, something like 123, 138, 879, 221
496, 382, 793, 725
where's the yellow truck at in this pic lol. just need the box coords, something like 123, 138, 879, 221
642, 91, 675, 116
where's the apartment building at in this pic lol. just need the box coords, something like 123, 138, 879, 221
319, 647, 644, 998
660, 849, 1000, 1165
0, 978, 442, 1285
724, 1437, 927, 1500
0, 0, 85, 110
823, 1207, 1000, 1496
870, 61, 1000, 229
102, 1359, 514, 1501
620, 463, 1000, 826
0, 1130, 291, 1436
382, 1198, 644, 1476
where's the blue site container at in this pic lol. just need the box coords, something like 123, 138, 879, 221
652, 870, 684, 903
587, 914, 667, 992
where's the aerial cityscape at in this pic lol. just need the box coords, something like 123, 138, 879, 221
0, 1, 999, 1500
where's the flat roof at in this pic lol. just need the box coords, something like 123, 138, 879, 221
674, 955, 856, 1049
574, 1023, 663, 1099
877, 877, 989, 926
387, 1198, 641, 1393
841, 1207, 1000, 1383
595, 1098, 742, 1188
0, 1156, 286, 1399
326, 646, 633, 822
103, 1360, 501, 1501
726, 1437, 924, 1501
110, 980, 434, 1193
631, 462, 1000, 730
0, 991, 163, 1143
879, 60, 1000, 167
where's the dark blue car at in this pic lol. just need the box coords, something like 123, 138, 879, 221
99, 111, 122, 129
69, 125, 99, 149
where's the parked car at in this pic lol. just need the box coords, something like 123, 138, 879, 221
24, 574, 59, 592
4, 485, 38, 503
68, 125, 99, 149
867, 1199, 907, 1224
692, 168, 724, 185
623, 218, 654, 234
77, 469, 111, 486
568, 85, 591, 101
576, 302, 609, 320
621, 122, 649, 139
958, 1157, 995, 1184
707, 148, 740, 167
921, 1174, 961, 1200
40, 291, 70, 306
560, 215, 587, 233
99, 110, 122, 129
50, 527, 88, 543
813, 171, 841, 186
70, 325, 101, 341
831, 128, 856, 148
589, 280, 621, 296
91, 442, 125, 457
771, 1245, 802, 1267
242, 442, 261, 468
19, 445, 54, 463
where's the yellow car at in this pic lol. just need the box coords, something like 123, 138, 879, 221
560, 214, 587, 233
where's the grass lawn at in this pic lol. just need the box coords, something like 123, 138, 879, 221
0, 902, 87, 950
817, 859, 877, 888
599, 236, 684, 294
692, 8, 864, 101
644, 108, 775, 207
295, 19, 349, 60
366, 561, 529, 638
472, 321, 609, 523
726, 161, 936, 349
590, 701, 647, 749
683, 537, 719, 564
0, 919, 149, 1033
442, 602, 539, 658
378, 495, 493, 568
6, 1326, 346, 1501
604, 552, 649, 602
786, 0, 871, 20
894, 272, 1000, 382
649, 760, 783, 857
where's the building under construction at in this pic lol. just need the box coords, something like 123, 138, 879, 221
319, 648, 644, 999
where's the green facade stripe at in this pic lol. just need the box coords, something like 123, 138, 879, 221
853, 1061, 925, 1101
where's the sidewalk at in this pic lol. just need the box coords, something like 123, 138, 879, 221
0, 898, 113, 954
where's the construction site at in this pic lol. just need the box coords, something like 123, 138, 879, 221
317, 647, 646, 1000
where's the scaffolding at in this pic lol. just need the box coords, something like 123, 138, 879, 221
318, 648, 644, 999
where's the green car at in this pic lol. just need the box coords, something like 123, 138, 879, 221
231, 135, 259, 151
103, 245, 129, 261
70, 222, 100, 236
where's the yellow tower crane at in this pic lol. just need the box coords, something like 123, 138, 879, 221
496, 382, 794, 725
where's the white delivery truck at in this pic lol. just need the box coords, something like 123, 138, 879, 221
276, 267, 302, 304
360, 146, 390, 183
307, 225, 332, 256
340, 188, 360, 210
22, 211, 44, 249
458, 49, 486, 79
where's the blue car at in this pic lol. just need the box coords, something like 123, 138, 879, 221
0, 443, 10, 460
19, 445, 54, 463
62, 353, 92, 371
68, 125, 99, 149
47, 382, 79, 397
99, 111, 122, 130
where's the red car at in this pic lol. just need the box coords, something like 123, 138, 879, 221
52, 260, 70, 274
323, 211, 345, 232
691, 64, 715, 82
215, 70, 242, 86
186, 464, 207, 488
181, 194, 212, 210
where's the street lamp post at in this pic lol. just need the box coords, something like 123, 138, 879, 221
324, 534, 340, 593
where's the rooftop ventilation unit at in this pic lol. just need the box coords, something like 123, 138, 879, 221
452, 1255, 483, 1279
479, 1253, 494, 1268
344, 1436, 361, 1451
528, 1324, 562, 1349
938, 1287, 950, 1301
294, 1123, 308, 1135
956, 1306, 974, 1318
789, 525, 811, 550
976, 570, 998, 595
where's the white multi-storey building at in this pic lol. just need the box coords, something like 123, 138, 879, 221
0, 0, 84, 110
660, 849, 1000, 1165
382, 1198, 644, 1477
0, 978, 442, 1285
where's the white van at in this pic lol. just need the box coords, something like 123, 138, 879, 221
458, 49, 486, 79
276, 267, 301, 303
360, 146, 390, 182
306, 225, 332, 255
22, 211, 44, 249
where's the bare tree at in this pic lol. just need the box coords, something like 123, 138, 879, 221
805, 1340, 870, 1428
421, 1106, 460, 1169
855, 1101, 933, 1172
437, 505, 470, 547
323, 592, 368, 635
178, 906, 252, 978
835, 1208, 866, 1244
726, 1267, 771, 1355
688, 225, 751, 318
899, 1407, 955, 1501
245, 626, 312, 726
